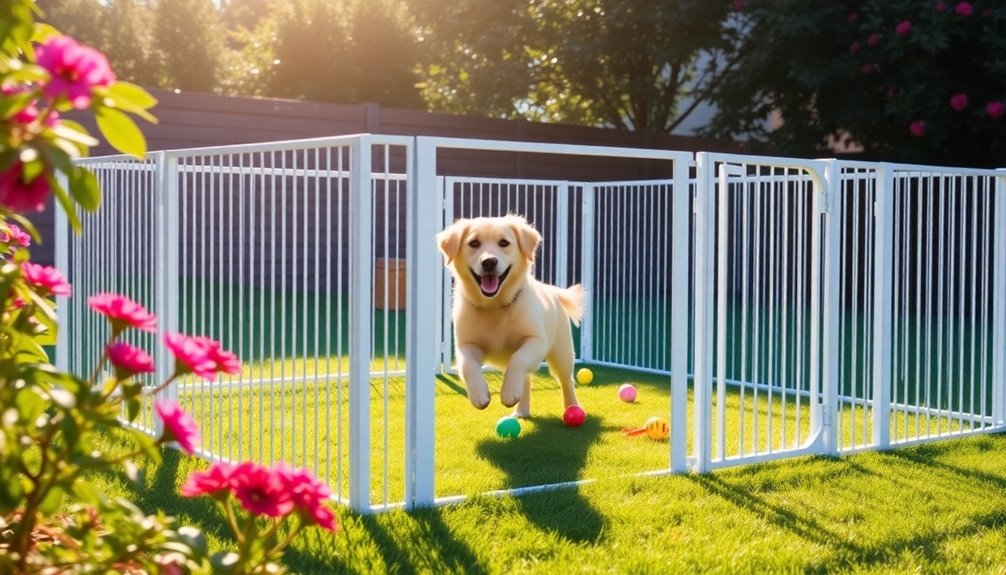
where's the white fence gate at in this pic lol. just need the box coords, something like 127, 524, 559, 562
59, 135, 1006, 513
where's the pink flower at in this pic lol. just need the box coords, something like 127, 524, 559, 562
230, 462, 295, 517
847, 13, 859, 24
107, 341, 155, 379
89, 293, 158, 335
0, 161, 50, 213
35, 36, 115, 109
987, 100, 1005, 119
0, 86, 60, 127
181, 461, 235, 498
849, 41, 861, 54
279, 466, 339, 531
910, 120, 927, 136
21, 262, 71, 297
867, 33, 881, 46
732, 1, 743, 12
155, 401, 200, 454
955, 2, 972, 16
935, 2, 947, 12
861, 63, 876, 75
6, 224, 31, 247
950, 93, 969, 111
307, 504, 339, 531
165, 332, 241, 381
896, 20, 912, 36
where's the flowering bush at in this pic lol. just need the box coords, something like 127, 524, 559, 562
0, 3, 339, 573
706, 1, 1006, 167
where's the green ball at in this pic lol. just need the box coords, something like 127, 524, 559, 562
495, 416, 521, 438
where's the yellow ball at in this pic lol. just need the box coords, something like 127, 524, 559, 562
576, 368, 593, 385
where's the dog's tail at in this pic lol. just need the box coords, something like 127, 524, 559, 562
557, 284, 585, 327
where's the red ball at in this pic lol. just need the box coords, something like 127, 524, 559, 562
563, 405, 586, 427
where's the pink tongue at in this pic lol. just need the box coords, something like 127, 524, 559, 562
480, 274, 499, 293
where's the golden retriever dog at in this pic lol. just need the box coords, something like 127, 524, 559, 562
436, 214, 584, 417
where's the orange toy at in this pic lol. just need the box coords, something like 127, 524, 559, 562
622, 416, 669, 440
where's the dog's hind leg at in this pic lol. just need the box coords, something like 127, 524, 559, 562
512, 374, 532, 418
547, 338, 579, 411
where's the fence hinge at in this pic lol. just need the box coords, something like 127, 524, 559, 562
820, 188, 830, 214
820, 403, 831, 427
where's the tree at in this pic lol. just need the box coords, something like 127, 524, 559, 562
152, 0, 226, 92
99, 0, 160, 87
413, 0, 733, 132
266, 0, 422, 108
705, 1, 1006, 167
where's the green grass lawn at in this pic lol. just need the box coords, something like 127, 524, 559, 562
168, 363, 980, 512
90, 427, 1006, 574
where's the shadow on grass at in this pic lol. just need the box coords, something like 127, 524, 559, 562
475, 413, 606, 544
689, 443, 1006, 570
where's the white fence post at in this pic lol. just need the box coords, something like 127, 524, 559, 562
821, 162, 843, 454
872, 164, 894, 448
670, 157, 691, 473
555, 182, 569, 289
54, 172, 70, 374
349, 136, 374, 512
155, 152, 179, 416
993, 173, 1006, 426
692, 153, 715, 472
407, 137, 437, 509
579, 184, 595, 363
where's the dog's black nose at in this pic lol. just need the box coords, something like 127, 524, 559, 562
481, 257, 497, 272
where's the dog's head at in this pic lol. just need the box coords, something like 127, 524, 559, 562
436, 214, 541, 306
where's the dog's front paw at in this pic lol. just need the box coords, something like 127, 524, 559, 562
500, 387, 523, 409
468, 388, 491, 410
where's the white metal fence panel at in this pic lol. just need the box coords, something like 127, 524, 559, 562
58, 155, 164, 433
418, 137, 692, 506
61, 135, 1006, 514
841, 161, 1006, 448
588, 180, 681, 374
694, 153, 828, 471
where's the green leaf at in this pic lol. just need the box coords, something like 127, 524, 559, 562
49, 176, 82, 234
126, 397, 141, 422
97, 82, 159, 124
37, 484, 65, 515
50, 120, 100, 152
68, 166, 101, 212
94, 105, 147, 159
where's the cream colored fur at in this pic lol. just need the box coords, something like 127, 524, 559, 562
436, 214, 584, 417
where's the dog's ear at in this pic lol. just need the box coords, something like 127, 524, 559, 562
436, 219, 470, 265
507, 215, 541, 263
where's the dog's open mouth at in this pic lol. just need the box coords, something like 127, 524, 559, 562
471, 267, 510, 298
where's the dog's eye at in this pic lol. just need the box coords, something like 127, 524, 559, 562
468, 239, 480, 249
499, 239, 510, 248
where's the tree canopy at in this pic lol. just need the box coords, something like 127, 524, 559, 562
706, 1, 1006, 166
412, 0, 733, 131
30, 0, 1006, 166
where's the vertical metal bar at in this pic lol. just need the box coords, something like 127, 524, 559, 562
407, 137, 436, 509
580, 184, 595, 363
715, 164, 732, 461
349, 136, 374, 512
670, 157, 690, 472
54, 171, 70, 373
157, 153, 180, 417
693, 153, 715, 472
556, 181, 569, 289
821, 162, 843, 454
872, 165, 894, 448
992, 174, 1006, 426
